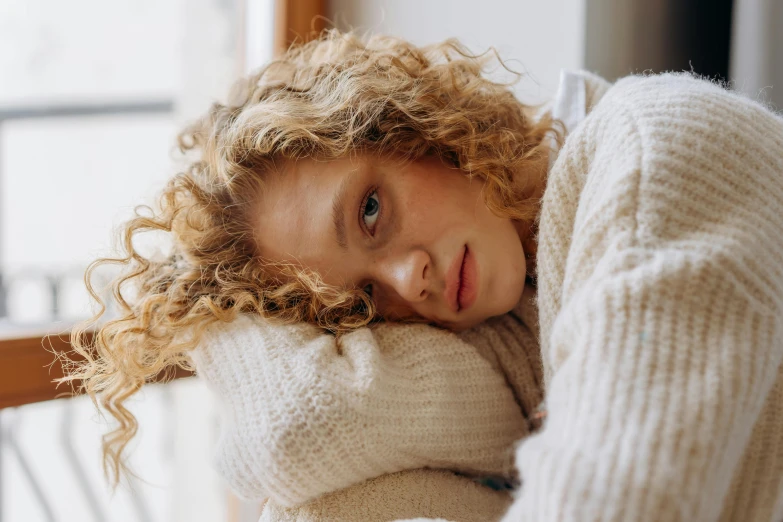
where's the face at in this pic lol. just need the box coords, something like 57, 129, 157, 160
253, 154, 528, 331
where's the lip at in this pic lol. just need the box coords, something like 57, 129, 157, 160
457, 246, 478, 311
444, 245, 478, 313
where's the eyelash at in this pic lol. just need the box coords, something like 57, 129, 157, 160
359, 186, 381, 299
359, 186, 381, 236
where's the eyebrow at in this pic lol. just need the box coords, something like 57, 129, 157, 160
331, 175, 352, 251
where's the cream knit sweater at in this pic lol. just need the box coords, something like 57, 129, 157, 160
191, 283, 543, 508
192, 70, 783, 522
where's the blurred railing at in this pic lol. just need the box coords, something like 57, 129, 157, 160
0, 261, 196, 522
0, 3, 326, 520
0, 0, 327, 412
0, 100, 188, 521
0, 95, 180, 410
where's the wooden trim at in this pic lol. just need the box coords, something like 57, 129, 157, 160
0, 0, 326, 411
273, 0, 326, 57
0, 327, 193, 409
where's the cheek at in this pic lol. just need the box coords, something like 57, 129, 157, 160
376, 298, 424, 323
399, 172, 478, 228
487, 222, 527, 305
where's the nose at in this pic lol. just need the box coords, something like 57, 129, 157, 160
378, 249, 431, 304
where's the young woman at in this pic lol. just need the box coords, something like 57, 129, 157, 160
66, 30, 783, 522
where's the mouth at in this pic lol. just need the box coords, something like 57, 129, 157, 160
457, 245, 477, 312
445, 244, 478, 314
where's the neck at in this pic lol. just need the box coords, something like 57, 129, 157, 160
515, 219, 539, 281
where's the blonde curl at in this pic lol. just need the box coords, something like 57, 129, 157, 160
58, 28, 565, 490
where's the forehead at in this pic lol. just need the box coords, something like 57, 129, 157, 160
253, 156, 364, 273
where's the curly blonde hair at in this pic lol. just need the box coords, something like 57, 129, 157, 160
59, 29, 564, 489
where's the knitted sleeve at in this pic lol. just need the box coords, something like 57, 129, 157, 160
502, 73, 783, 521
259, 468, 511, 522
190, 315, 536, 508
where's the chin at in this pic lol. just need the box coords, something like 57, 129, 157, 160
450, 302, 516, 332
445, 318, 481, 333
491, 278, 526, 315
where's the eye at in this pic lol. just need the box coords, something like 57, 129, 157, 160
362, 283, 374, 298
361, 189, 380, 233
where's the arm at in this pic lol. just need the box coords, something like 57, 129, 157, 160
191, 316, 533, 507
504, 247, 781, 521
502, 73, 783, 521
260, 468, 510, 522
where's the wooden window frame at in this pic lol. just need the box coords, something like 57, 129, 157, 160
273, 0, 326, 56
0, 326, 194, 409
0, 0, 325, 411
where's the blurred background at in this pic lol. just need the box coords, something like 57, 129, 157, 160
0, 0, 780, 520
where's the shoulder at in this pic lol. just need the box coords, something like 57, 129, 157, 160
573, 71, 783, 209
606, 71, 729, 99
593, 70, 782, 128
567, 72, 783, 310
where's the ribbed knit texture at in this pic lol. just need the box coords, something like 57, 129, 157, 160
500, 71, 783, 522
258, 468, 511, 522
190, 290, 543, 509
192, 70, 783, 522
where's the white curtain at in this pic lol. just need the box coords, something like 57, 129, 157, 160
730, 0, 783, 111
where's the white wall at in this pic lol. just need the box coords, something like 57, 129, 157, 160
0, 0, 239, 520
730, 0, 783, 111
329, 0, 586, 105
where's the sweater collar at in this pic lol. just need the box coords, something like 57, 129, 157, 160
548, 69, 588, 170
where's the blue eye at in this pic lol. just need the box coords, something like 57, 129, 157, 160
362, 190, 380, 232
